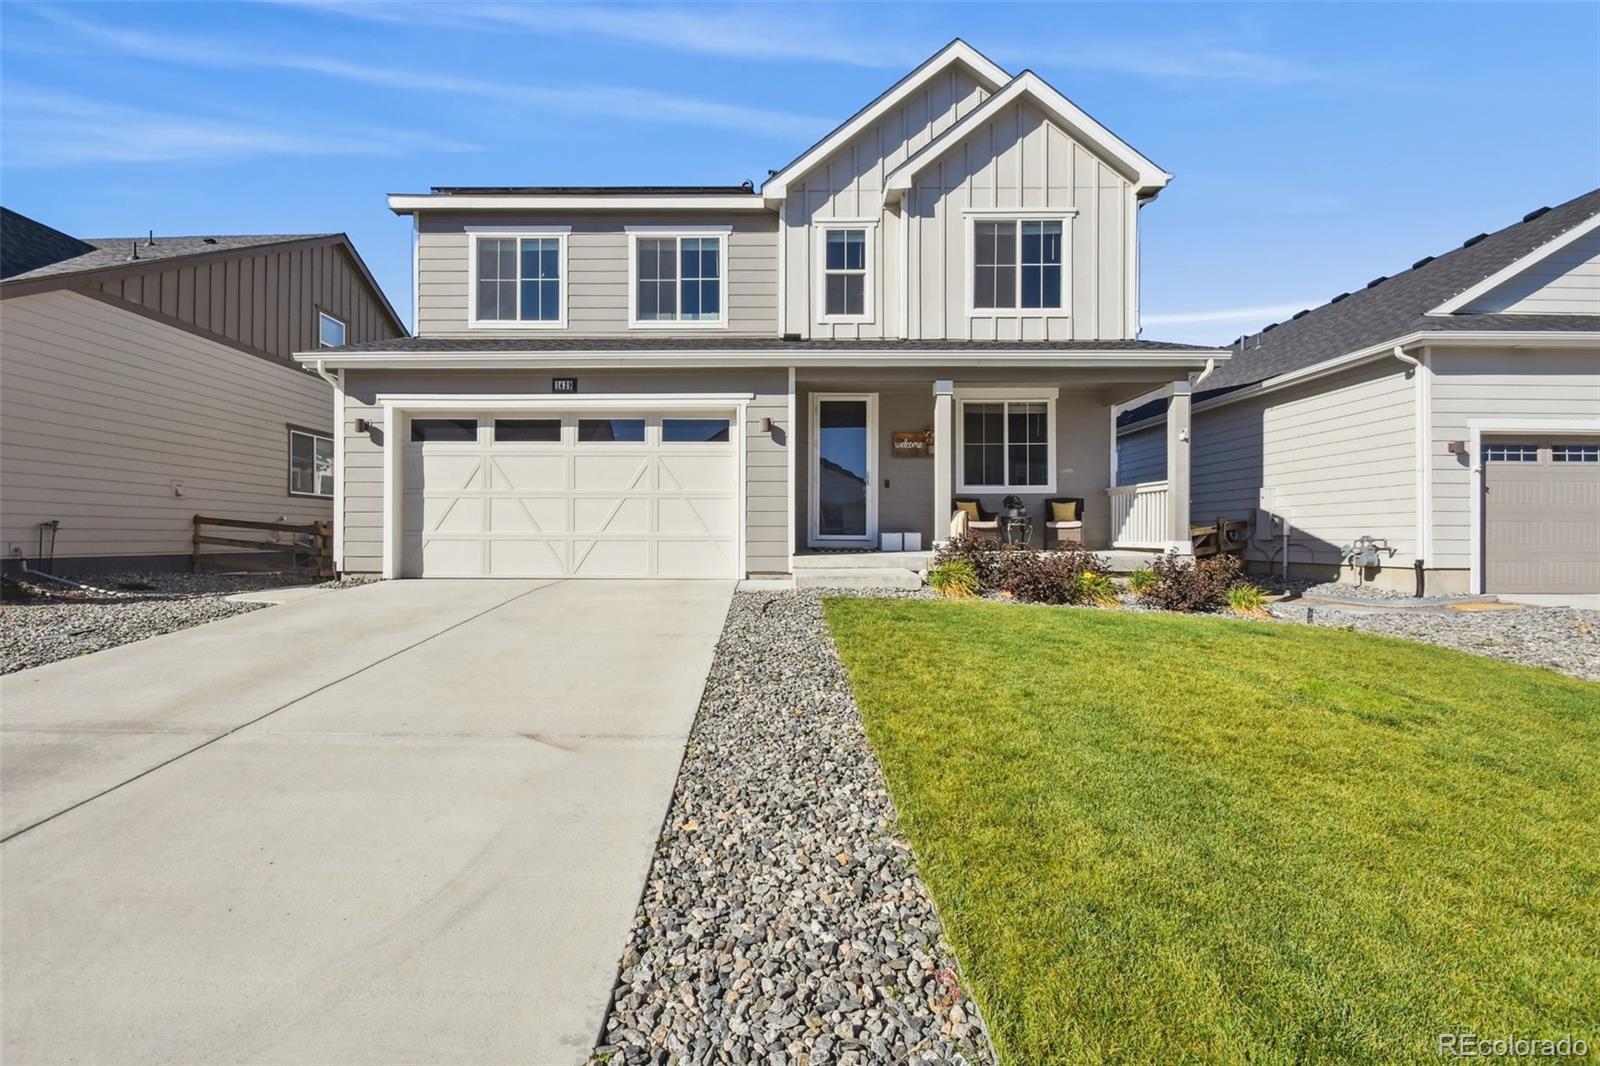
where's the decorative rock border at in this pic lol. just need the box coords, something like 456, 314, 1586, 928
591, 588, 994, 1066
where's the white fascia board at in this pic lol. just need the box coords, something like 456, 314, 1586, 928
1429, 212, 1600, 315
883, 71, 1172, 204
761, 39, 1010, 202
387, 194, 769, 214
296, 349, 1229, 371
1115, 328, 1600, 434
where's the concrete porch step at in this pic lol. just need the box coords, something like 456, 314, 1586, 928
792, 567, 925, 590
792, 551, 933, 570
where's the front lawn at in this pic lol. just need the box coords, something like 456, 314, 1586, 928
824, 599, 1600, 1064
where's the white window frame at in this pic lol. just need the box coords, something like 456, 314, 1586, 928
814, 219, 877, 324
954, 387, 1059, 494
288, 427, 335, 498
317, 310, 346, 348
963, 209, 1075, 319
467, 227, 571, 330
626, 226, 731, 330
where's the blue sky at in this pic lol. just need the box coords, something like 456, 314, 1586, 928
2, 2, 1596, 344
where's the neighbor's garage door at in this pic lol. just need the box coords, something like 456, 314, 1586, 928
402, 412, 737, 578
1482, 437, 1600, 594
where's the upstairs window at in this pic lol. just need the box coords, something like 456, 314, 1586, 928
471, 233, 566, 326
822, 227, 868, 318
318, 311, 346, 348
630, 231, 724, 326
972, 218, 1064, 311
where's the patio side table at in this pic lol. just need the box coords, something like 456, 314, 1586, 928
1002, 515, 1032, 545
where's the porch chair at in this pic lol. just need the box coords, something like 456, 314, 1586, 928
1044, 497, 1086, 548
951, 497, 1002, 541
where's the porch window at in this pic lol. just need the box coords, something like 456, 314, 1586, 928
972, 219, 1063, 311
959, 399, 1053, 491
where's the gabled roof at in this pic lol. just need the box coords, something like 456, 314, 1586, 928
883, 71, 1171, 204
760, 39, 1010, 201
0, 208, 96, 280
2, 231, 335, 284
1195, 186, 1600, 394
1429, 209, 1600, 314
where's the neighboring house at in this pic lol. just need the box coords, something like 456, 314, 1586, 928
1117, 188, 1600, 596
296, 40, 1231, 581
0, 208, 407, 574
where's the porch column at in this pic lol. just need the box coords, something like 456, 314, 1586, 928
932, 379, 954, 543
1165, 382, 1192, 551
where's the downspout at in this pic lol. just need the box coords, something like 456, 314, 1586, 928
1192, 357, 1217, 389
1391, 345, 1425, 594
311, 357, 338, 388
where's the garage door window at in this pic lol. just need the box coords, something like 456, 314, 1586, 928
1482, 443, 1537, 462
494, 418, 561, 443
578, 418, 646, 443
663, 418, 730, 443
411, 418, 478, 443
1553, 443, 1599, 462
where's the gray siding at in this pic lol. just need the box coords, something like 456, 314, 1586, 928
415, 214, 777, 337
0, 290, 334, 562
1427, 346, 1600, 569
339, 368, 790, 575
1115, 424, 1165, 485
92, 239, 401, 360
1461, 230, 1600, 314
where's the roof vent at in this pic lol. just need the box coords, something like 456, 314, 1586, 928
1262, 322, 1279, 334
127, 241, 139, 261
146, 230, 155, 246
1462, 232, 1488, 248
741, 179, 754, 191
1330, 292, 1350, 304
203, 237, 217, 244
1366, 275, 1388, 288
1412, 255, 1435, 269
1522, 205, 1551, 222
1292, 309, 1311, 320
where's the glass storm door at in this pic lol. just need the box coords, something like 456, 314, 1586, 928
810, 394, 877, 546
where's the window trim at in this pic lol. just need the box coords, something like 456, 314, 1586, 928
467, 228, 571, 330
813, 219, 878, 324
963, 210, 1074, 319
316, 309, 347, 348
954, 387, 1059, 493
626, 227, 731, 330
287, 424, 335, 498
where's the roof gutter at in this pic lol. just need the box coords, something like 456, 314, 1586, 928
294, 348, 1231, 372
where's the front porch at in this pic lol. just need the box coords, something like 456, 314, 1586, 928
786, 368, 1198, 569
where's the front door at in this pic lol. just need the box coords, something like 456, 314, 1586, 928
808, 393, 878, 548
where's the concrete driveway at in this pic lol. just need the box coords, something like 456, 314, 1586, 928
1, 578, 732, 1065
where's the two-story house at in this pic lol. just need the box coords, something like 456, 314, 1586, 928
296, 40, 1230, 582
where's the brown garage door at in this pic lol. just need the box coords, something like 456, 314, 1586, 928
1482, 438, 1600, 594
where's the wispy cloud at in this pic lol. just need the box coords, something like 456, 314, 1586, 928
1021, 41, 1321, 85
33, 6, 825, 138
0, 87, 470, 166
1142, 302, 1315, 327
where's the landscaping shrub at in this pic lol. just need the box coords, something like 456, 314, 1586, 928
1075, 570, 1120, 607
1126, 567, 1159, 597
933, 534, 1003, 590
927, 558, 979, 599
1226, 582, 1269, 617
1141, 550, 1244, 612
996, 543, 1109, 605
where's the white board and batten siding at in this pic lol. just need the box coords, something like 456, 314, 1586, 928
0, 290, 333, 562
339, 368, 790, 576
415, 214, 778, 338
1459, 230, 1600, 315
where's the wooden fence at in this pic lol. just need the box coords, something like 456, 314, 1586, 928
192, 515, 333, 578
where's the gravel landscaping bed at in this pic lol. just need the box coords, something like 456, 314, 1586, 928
0, 571, 368, 674
591, 588, 994, 1066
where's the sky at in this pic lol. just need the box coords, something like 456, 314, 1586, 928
2, 1, 1596, 345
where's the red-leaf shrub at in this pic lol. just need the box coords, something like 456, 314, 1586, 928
1140, 550, 1243, 612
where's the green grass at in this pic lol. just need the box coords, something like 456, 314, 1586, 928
823, 599, 1600, 1065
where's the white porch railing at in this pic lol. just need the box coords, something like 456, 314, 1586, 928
1107, 480, 1171, 549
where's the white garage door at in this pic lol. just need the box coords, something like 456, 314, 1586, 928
402, 412, 738, 578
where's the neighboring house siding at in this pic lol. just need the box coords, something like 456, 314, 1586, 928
1115, 424, 1165, 485
92, 240, 397, 360
338, 368, 790, 574
1427, 346, 1600, 569
779, 63, 991, 340
415, 214, 778, 337
907, 101, 1134, 342
1460, 230, 1600, 314
0, 290, 333, 563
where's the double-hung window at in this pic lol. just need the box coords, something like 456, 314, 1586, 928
972, 218, 1064, 311
958, 395, 1055, 492
471, 232, 566, 326
820, 226, 870, 319
288, 428, 334, 498
630, 230, 724, 326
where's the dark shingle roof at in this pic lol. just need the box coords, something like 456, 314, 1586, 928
1200, 186, 1600, 393
321, 336, 1223, 355
1, 230, 335, 284
1, 208, 97, 280
427, 185, 756, 196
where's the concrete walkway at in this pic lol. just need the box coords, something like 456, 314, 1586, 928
1, 579, 732, 1065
